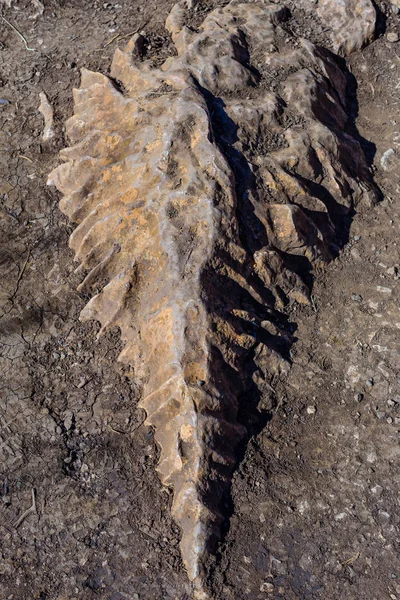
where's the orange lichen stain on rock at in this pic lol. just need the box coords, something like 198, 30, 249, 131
120, 188, 139, 204
183, 363, 208, 386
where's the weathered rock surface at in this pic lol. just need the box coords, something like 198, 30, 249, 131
48, 1, 378, 597
316, 0, 376, 55
294, 0, 376, 55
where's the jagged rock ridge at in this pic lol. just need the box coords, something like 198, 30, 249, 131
48, 2, 378, 597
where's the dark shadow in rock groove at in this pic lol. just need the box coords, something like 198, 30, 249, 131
198, 83, 270, 254
192, 39, 382, 596
331, 48, 381, 174
108, 76, 129, 97
289, 172, 354, 254
370, 0, 387, 39
215, 246, 277, 309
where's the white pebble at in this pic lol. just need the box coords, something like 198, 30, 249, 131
387, 31, 399, 43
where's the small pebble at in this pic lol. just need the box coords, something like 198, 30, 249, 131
260, 582, 274, 592
380, 148, 395, 171
347, 566, 356, 580
307, 405, 316, 415
64, 411, 74, 431
351, 294, 362, 302
378, 510, 390, 523
0, 99, 9, 105
387, 417, 393, 424
387, 31, 399, 43
350, 247, 362, 261
387, 266, 399, 277
375, 411, 385, 420
366, 379, 374, 387
355, 393, 363, 402
353, 235, 360, 241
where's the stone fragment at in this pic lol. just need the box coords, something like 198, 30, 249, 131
260, 582, 274, 592
296, 0, 376, 54
63, 410, 74, 431
48, 2, 378, 596
29, 0, 44, 19
387, 32, 399, 43
381, 148, 396, 171
316, 0, 376, 54
38, 91, 54, 141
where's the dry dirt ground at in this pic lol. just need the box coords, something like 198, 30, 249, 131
1, 1, 400, 599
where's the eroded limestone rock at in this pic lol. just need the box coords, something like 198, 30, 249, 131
316, 0, 376, 55
293, 0, 376, 55
48, 2, 378, 597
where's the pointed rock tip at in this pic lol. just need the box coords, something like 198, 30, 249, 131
193, 576, 211, 600
79, 68, 109, 88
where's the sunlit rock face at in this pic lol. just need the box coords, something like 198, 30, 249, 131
294, 0, 376, 55
48, 1, 377, 597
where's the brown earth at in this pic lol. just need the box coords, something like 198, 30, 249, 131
1, 1, 400, 600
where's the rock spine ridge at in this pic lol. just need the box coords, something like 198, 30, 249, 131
48, 2, 378, 597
